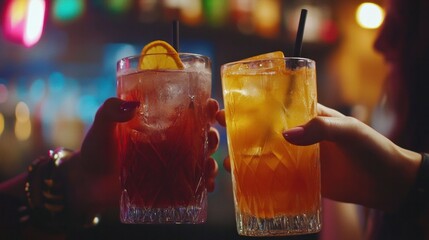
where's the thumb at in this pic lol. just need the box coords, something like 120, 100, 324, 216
80, 98, 139, 173
92, 98, 139, 126
283, 116, 353, 146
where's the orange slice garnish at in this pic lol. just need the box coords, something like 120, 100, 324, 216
139, 40, 184, 70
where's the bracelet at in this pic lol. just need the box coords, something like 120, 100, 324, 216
413, 153, 429, 211
25, 147, 74, 232
415, 153, 429, 196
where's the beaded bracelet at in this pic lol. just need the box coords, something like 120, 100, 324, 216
25, 147, 74, 232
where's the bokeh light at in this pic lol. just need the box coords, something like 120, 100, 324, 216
52, 0, 85, 22
0, 113, 5, 137
15, 102, 31, 141
15, 101, 30, 123
356, 2, 384, 29
29, 78, 46, 102
320, 19, 338, 43
24, 0, 46, 47
48, 72, 66, 94
4, 0, 27, 41
77, 95, 99, 124
163, 0, 181, 8
0, 84, 8, 103
92, 216, 100, 225
180, 0, 203, 26
3, 0, 46, 47
15, 120, 31, 141
231, 0, 254, 34
106, 0, 133, 14
253, 0, 280, 38
203, 0, 228, 27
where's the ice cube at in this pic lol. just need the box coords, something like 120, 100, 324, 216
158, 81, 185, 105
133, 80, 184, 130
183, 56, 209, 72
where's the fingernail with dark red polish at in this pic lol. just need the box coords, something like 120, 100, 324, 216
282, 127, 304, 140
120, 101, 140, 112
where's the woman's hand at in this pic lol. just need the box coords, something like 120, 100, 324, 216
285, 104, 422, 211
217, 104, 422, 211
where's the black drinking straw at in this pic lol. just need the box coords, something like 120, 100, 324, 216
293, 9, 308, 57
172, 20, 179, 52
286, 9, 308, 107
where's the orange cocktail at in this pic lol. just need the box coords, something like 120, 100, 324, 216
221, 54, 321, 236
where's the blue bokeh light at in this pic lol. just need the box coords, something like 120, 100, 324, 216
48, 71, 66, 94
29, 78, 46, 102
77, 94, 100, 124
103, 44, 138, 75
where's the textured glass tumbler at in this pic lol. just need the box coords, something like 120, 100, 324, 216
116, 53, 212, 224
221, 57, 321, 236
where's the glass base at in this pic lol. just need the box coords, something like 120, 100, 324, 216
120, 206, 207, 224
120, 192, 207, 224
236, 210, 321, 236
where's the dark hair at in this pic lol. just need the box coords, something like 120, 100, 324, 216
388, 0, 429, 152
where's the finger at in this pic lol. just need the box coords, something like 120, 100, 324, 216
216, 110, 226, 127
208, 127, 219, 156
83, 98, 139, 143
205, 157, 218, 192
207, 98, 219, 123
283, 116, 338, 145
223, 156, 231, 173
283, 116, 360, 146
283, 104, 347, 146
94, 98, 139, 126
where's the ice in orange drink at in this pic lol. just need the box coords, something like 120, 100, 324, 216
221, 54, 321, 236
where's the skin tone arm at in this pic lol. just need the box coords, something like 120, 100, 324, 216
217, 104, 422, 212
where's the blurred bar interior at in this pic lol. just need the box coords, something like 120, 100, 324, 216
0, 0, 386, 238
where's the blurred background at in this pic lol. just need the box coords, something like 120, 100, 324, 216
0, 0, 387, 239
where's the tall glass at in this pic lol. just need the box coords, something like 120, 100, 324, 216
221, 57, 321, 236
116, 53, 212, 224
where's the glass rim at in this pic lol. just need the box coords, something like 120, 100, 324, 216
221, 57, 315, 69
117, 52, 210, 63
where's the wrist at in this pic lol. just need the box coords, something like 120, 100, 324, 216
399, 148, 422, 196
377, 147, 421, 212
